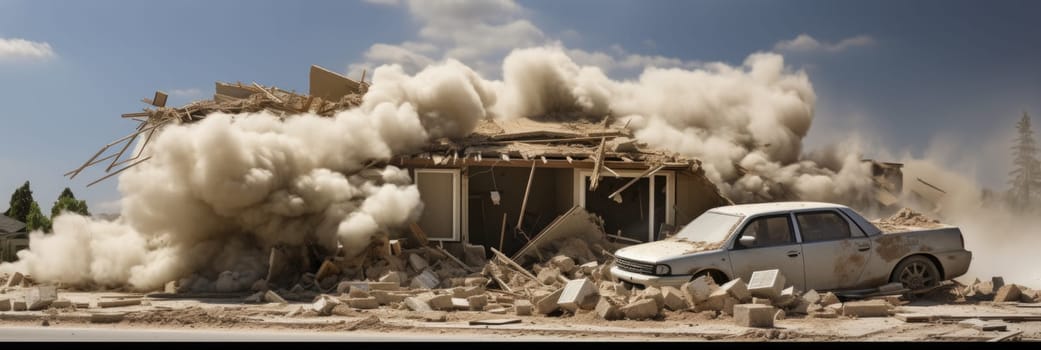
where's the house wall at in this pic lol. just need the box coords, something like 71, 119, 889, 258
675, 170, 731, 227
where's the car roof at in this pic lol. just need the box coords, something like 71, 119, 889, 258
709, 201, 848, 217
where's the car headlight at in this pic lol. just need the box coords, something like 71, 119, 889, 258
654, 264, 671, 276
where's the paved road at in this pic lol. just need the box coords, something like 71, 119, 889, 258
0, 326, 569, 341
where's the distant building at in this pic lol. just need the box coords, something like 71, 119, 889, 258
0, 215, 29, 262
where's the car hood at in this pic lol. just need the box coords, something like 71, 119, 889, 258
615, 239, 724, 263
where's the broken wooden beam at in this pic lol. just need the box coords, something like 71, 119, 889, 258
589, 137, 607, 191
515, 160, 537, 230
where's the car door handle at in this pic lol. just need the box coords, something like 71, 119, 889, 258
787, 250, 800, 257
856, 244, 870, 252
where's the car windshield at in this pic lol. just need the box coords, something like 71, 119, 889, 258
671, 211, 744, 243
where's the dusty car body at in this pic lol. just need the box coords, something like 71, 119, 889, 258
610, 202, 972, 292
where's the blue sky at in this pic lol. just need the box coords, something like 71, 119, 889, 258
1, 0, 1039, 214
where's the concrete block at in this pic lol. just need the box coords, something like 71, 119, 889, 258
773, 286, 796, 307
411, 270, 440, 290
264, 290, 287, 304
536, 288, 564, 314
348, 288, 370, 299
558, 278, 598, 312
975, 281, 995, 296
379, 271, 405, 285
495, 295, 514, 304
734, 304, 775, 328
4, 272, 23, 288
802, 289, 821, 304
620, 298, 659, 320
313, 296, 339, 315
959, 318, 1007, 331
719, 278, 751, 302
579, 262, 599, 274
682, 275, 717, 303
27, 285, 57, 310
748, 269, 786, 299
752, 297, 772, 305
421, 294, 453, 311
722, 296, 738, 316
789, 299, 811, 314
994, 284, 1022, 303
488, 308, 507, 314
549, 255, 577, 274
51, 299, 72, 308
595, 298, 624, 320
841, 300, 890, 317
820, 292, 840, 306
467, 295, 488, 310
369, 290, 407, 305
697, 291, 727, 312
90, 312, 125, 324
98, 299, 142, 308
662, 286, 689, 311
447, 297, 468, 310
404, 297, 433, 312
347, 297, 379, 310
244, 291, 264, 303
452, 286, 485, 298
464, 277, 489, 287
640, 286, 665, 309
462, 243, 486, 266
537, 267, 561, 285
12, 300, 26, 311
514, 299, 533, 316
409, 254, 430, 272
0, 298, 9, 311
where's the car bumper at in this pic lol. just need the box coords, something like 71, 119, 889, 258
610, 266, 691, 288
938, 250, 972, 280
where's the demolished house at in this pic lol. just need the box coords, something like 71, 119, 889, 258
68, 65, 733, 266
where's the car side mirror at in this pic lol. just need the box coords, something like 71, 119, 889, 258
738, 235, 756, 248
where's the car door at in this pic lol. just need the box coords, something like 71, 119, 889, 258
727, 214, 807, 291
796, 210, 873, 291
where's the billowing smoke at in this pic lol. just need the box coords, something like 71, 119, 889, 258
2, 45, 879, 290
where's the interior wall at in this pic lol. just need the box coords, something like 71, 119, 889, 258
465, 166, 573, 256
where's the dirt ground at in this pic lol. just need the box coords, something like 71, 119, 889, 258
1, 290, 1038, 341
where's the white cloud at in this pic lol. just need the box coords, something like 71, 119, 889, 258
567, 45, 700, 73
774, 34, 875, 53
0, 37, 56, 62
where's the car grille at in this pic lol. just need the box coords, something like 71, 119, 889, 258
615, 256, 655, 275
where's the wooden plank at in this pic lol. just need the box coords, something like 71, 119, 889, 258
468, 318, 521, 326
607, 164, 665, 202
589, 137, 607, 191
515, 161, 537, 230
498, 213, 507, 251
432, 245, 476, 272
987, 331, 1023, 342
490, 247, 539, 283
408, 223, 429, 247
86, 156, 152, 187
897, 313, 1041, 323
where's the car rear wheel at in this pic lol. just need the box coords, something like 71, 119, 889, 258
890, 255, 940, 290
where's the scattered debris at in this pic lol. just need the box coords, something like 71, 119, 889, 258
734, 304, 775, 328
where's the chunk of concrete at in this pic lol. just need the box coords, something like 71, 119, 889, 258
820, 292, 840, 306
718, 278, 751, 302
464, 277, 489, 287
841, 300, 890, 317
802, 289, 821, 304
411, 270, 441, 290
97, 299, 142, 308
50, 299, 72, 309
0, 298, 9, 311
421, 294, 453, 311
974, 281, 995, 296
640, 286, 665, 309
537, 267, 561, 285
27, 285, 57, 310
773, 286, 797, 307
558, 278, 598, 312
810, 308, 839, 318
487, 307, 507, 314
994, 284, 1022, 303
662, 286, 689, 311
313, 296, 340, 315
549, 255, 577, 274
12, 300, 26, 311
349, 288, 370, 299
536, 288, 564, 314
722, 296, 739, 316
347, 297, 380, 310
496, 295, 515, 304
409, 254, 430, 272
452, 286, 485, 298
748, 269, 786, 299
734, 304, 775, 328
515, 299, 533, 316
244, 291, 264, 304
697, 290, 728, 312
450, 298, 470, 310
404, 297, 433, 312
595, 297, 624, 320
620, 298, 659, 320
467, 295, 488, 311
264, 290, 288, 304
752, 297, 772, 305
370, 290, 407, 305
4, 272, 23, 288
682, 275, 717, 303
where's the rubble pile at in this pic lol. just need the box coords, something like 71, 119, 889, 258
873, 208, 946, 232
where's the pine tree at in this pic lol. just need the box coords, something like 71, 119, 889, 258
25, 201, 51, 232
51, 187, 90, 218
3, 181, 34, 222
1009, 112, 1041, 209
